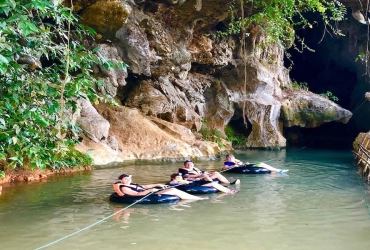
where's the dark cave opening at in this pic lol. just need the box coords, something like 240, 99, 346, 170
284, 123, 355, 149
226, 106, 252, 147
227, 116, 252, 137
285, 32, 357, 110
283, 12, 361, 148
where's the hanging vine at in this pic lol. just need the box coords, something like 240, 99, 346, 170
240, 0, 248, 128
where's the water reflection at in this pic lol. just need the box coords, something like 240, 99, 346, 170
112, 207, 149, 224
251, 176, 287, 233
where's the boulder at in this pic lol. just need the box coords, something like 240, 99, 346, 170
77, 99, 110, 142
76, 104, 221, 165
281, 90, 353, 128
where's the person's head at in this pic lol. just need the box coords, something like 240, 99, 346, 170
170, 173, 183, 181
183, 160, 193, 168
118, 174, 132, 184
225, 154, 234, 161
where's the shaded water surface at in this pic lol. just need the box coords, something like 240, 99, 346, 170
1, 148, 370, 250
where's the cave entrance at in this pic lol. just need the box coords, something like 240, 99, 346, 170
226, 109, 252, 147
284, 123, 355, 149
283, 12, 360, 149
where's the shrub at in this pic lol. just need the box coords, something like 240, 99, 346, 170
198, 121, 225, 148
225, 125, 248, 147
0, 1, 125, 170
319, 91, 339, 102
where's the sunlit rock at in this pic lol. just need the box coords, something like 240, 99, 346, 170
244, 94, 286, 148
69, 0, 367, 162
116, 18, 156, 76
80, 0, 131, 39
95, 44, 128, 96
281, 90, 353, 128
123, 75, 204, 131
76, 104, 221, 165
77, 99, 110, 142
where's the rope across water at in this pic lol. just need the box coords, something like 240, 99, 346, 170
34, 181, 192, 250
34, 190, 157, 250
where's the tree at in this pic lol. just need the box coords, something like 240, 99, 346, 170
0, 0, 120, 170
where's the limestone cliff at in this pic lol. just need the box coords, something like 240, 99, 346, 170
69, 0, 362, 165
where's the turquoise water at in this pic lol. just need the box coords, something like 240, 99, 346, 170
1, 148, 370, 250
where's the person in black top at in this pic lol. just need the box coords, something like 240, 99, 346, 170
223, 154, 289, 173
179, 160, 240, 185
113, 174, 207, 200
169, 173, 238, 194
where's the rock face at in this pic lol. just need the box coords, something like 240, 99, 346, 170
75, 104, 226, 165
366, 92, 370, 101
71, 0, 358, 164
281, 90, 353, 128
76, 99, 110, 142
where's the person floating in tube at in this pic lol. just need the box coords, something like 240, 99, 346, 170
179, 160, 240, 185
223, 154, 289, 173
113, 174, 207, 200
169, 173, 238, 194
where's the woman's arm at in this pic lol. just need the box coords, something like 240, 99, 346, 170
121, 187, 157, 196
179, 168, 200, 179
183, 173, 202, 179
142, 183, 166, 189
234, 158, 244, 165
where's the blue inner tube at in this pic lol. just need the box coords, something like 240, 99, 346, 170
109, 192, 180, 204
171, 182, 219, 194
223, 163, 271, 174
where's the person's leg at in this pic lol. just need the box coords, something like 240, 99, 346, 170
202, 182, 233, 193
207, 172, 240, 185
158, 188, 207, 200
257, 162, 289, 173
202, 174, 213, 182
208, 172, 231, 184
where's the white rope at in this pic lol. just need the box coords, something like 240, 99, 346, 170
34, 191, 156, 250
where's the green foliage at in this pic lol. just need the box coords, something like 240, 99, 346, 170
0, 170, 4, 179
198, 121, 225, 148
0, 0, 124, 170
355, 52, 366, 62
224, 125, 248, 147
214, 4, 243, 38
291, 81, 309, 91
319, 91, 339, 102
56, 148, 93, 168
214, 0, 346, 49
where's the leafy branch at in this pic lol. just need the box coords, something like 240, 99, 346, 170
0, 0, 125, 170
214, 0, 346, 50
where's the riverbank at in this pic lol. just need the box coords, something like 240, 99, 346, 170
0, 166, 92, 185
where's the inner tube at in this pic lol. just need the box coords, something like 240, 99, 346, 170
109, 192, 180, 204
170, 182, 219, 194
223, 163, 271, 174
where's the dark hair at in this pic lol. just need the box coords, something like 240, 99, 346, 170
226, 153, 234, 158
170, 173, 182, 180
184, 160, 192, 165
118, 174, 130, 180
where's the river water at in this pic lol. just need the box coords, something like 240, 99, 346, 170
1, 148, 370, 250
